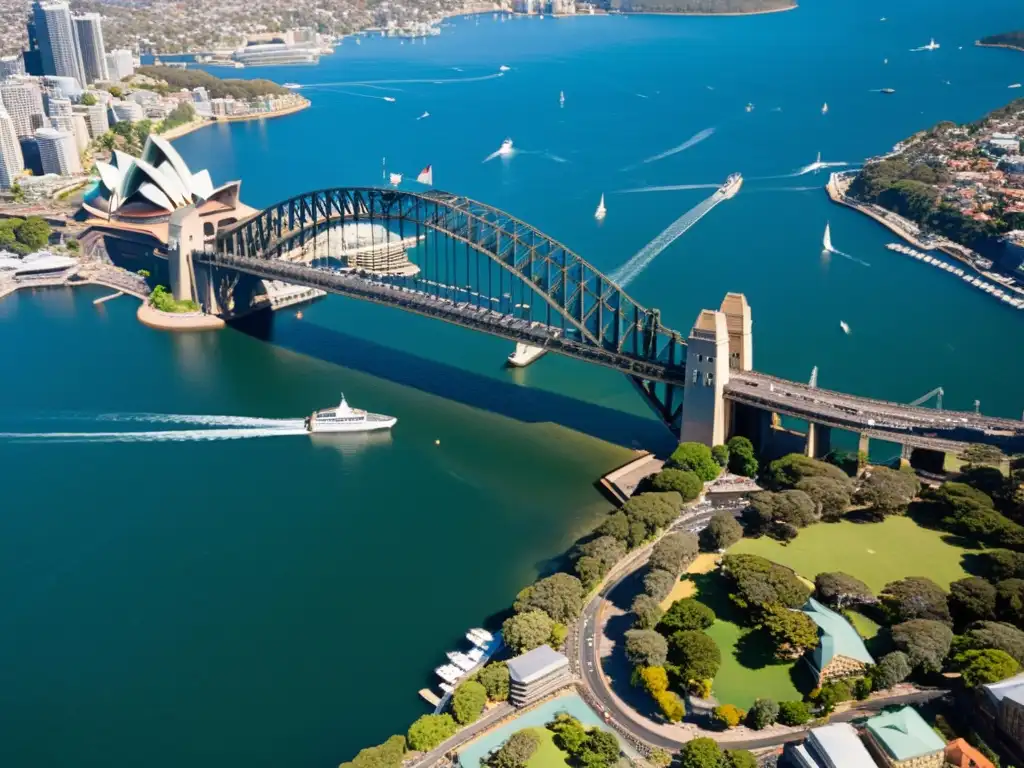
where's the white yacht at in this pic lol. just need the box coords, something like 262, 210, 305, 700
466, 647, 485, 664
745, 102, 754, 112
595, 194, 607, 220
821, 102, 829, 115
559, 90, 565, 107
823, 222, 833, 252
447, 652, 477, 671
440, 682, 455, 694
304, 395, 397, 433
467, 628, 494, 646
719, 173, 743, 199
499, 65, 511, 72
498, 138, 514, 156
840, 321, 851, 334
435, 664, 464, 685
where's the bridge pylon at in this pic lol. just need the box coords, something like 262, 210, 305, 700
680, 293, 752, 446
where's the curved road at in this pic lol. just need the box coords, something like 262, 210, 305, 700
574, 505, 946, 752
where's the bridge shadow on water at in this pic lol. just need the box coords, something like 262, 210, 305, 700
232, 311, 676, 453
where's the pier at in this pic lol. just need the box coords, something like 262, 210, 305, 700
93, 291, 124, 305
599, 452, 664, 504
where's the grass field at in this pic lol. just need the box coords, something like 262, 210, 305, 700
847, 610, 881, 639
524, 729, 570, 768
728, 517, 972, 591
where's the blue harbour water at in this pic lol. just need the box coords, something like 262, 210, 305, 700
2, 2, 1024, 767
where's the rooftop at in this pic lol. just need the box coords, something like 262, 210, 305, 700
865, 707, 945, 761
801, 597, 874, 671
804, 723, 876, 768
506, 645, 569, 686
982, 670, 1024, 707
945, 738, 996, 768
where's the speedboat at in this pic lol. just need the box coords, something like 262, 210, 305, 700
282, 83, 302, 90
435, 664, 464, 684
595, 194, 606, 220
745, 102, 754, 112
447, 652, 477, 671
498, 138, 514, 156
499, 65, 510, 72
304, 394, 397, 433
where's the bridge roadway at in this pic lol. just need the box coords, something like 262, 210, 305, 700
199, 252, 686, 385
727, 371, 1024, 451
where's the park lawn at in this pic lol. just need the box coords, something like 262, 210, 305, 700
727, 517, 971, 591
690, 571, 804, 710
524, 728, 570, 768
847, 610, 881, 640
659, 577, 696, 609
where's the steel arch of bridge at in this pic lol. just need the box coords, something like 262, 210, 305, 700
216, 187, 689, 430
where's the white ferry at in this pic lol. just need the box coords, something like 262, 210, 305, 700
304, 395, 397, 433
719, 172, 743, 199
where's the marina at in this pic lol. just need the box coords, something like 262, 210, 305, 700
420, 628, 503, 713
885, 243, 1024, 310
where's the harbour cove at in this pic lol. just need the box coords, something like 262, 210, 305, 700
4, 3, 1024, 768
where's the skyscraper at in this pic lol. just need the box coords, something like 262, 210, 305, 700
0, 56, 26, 80
73, 13, 108, 84
0, 81, 46, 138
73, 102, 109, 137
47, 96, 74, 135
35, 125, 80, 176
22, 19, 43, 76
0, 105, 26, 190
105, 49, 134, 81
32, 1, 86, 87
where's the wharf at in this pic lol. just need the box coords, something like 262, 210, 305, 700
599, 452, 662, 504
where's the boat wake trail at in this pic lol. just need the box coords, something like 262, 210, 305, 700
639, 127, 716, 166
320, 87, 396, 102
97, 413, 306, 428
0, 427, 308, 444
828, 248, 872, 267
617, 183, 719, 194
304, 73, 504, 88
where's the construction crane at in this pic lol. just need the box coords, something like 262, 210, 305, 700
909, 386, 944, 410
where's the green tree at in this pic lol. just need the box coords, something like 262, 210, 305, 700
881, 577, 951, 624
949, 577, 998, 629
514, 573, 584, 624
108, 85, 123, 98
502, 610, 555, 654
711, 704, 745, 729
627, 520, 649, 549
477, 662, 509, 702
667, 443, 721, 482
678, 738, 722, 768
65, 238, 79, 251
406, 714, 457, 751
978, 550, 1024, 580
744, 490, 817, 531
762, 603, 820, 659
777, 700, 812, 725
452, 680, 487, 725
597, 512, 630, 544
549, 622, 568, 650
724, 751, 757, 768
575, 556, 605, 590
15, 217, 51, 250
648, 749, 672, 767
871, 651, 912, 690
853, 677, 873, 700
339, 734, 406, 768
549, 714, 587, 755
132, 118, 153, 146
80, 92, 98, 106
97, 131, 117, 151
711, 444, 729, 468
643, 568, 677, 602
650, 468, 703, 502
812, 679, 853, 714
996, 579, 1024, 628
655, 690, 685, 722
891, 619, 953, 673
623, 629, 669, 668
658, 598, 715, 633
9, 181, 24, 202
668, 630, 721, 681
815, 572, 875, 610
746, 698, 779, 730
796, 476, 852, 522
631, 594, 665, 630
638, 665, 669, 695
622, 493, 681, 540
700, 510, 743, 551
856, 467, 921, 519
579, 536, 627, 573
727, 436, 758, 477
956, 648, 1021, 688
765, 453, 852, 491
954, 621, 1024, 665
649, 532, 699, 576
722, 554, 811, 612
490, 729, 540, 768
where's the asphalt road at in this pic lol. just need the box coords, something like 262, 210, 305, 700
574, 502, 947, 752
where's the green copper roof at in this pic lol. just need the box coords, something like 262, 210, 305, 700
802, 597, 875, 672
866, 707, 946, 761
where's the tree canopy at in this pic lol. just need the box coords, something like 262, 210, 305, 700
722, 553, 811, 612
667, 630, 722, 681
777, 700, 812, 725
743, 490, 817, 533
624, 628, 669, 668
855, 467, 920, 519
948, 577, 998, 629
955, 648, 1021, 688
726, 436, 759, 477
650, 468, 703, 501
502, 610, 556, 654
954, 621, 1024, 665
136, 65, 289, 99
643, 568, 678, 602
764, 454, 852, 491
490, 729, 540, 768
700, 511, 743, 551
796, 476, 852, 522
0, 216, 51, 254
476, 662, 509, 702
881, 577, 951, 624
631, 594, 665, 630
890, 619, 953, 673
746, 698, 779, 730
996, 579, 1024, 628
762, 603, 820, 659
871, 651, 911, 690
679, 738, 723, 768
658, 598, 715, 633
815, 572, 875, 610
452, 680, 487, 725
514, 573, 584, 624
667, 443, 721, 482
649, 532, 699, 576
407, 714, 457, 751
621, 493, 681, 541
340, 735, 406, 768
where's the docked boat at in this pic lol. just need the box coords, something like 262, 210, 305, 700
595, 194, 607, 220
304, 395, 397, 434
439, 682, 455, 694
435, 664, 464, 685
467, 628, 494, 646
447, 652, 477, 671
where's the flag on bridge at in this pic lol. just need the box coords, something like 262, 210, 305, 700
416, 165, 433, 186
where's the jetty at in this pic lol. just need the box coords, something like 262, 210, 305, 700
885, 243, 1024, 310
599, 451, 664, 504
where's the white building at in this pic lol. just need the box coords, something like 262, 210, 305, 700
111, 100, 144, 122
0, 55, 25, 79
192, 86, 209, 103
105, 49, 134, 81
32, 1, 87, 87
129, 90, 158, 106
72, 13, 109, 85
34, 125, 80, 176
73, 102, 108, 137
0, 105, 25, 190
70, 113, 89, 152
0, 81, 45, 137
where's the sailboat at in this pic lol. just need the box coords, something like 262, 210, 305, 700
559, 90, 565, 107
821, 102, 829, 115
595, 194, 606, 221
839, 321, 851, 335
823, 222, 833, 252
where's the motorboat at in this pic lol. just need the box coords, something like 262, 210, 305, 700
498, 138, 514, 156
435, 664, 464, 685
447, 652, 477, 671
840, 321, 850, 334
595, 194, 606, 220
304, 395, 397, 433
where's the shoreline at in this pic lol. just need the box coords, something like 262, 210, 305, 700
975, 41, 1024, 53
164, 98, 311, 142
619, 4, 797, 17
137, 301, 225, 331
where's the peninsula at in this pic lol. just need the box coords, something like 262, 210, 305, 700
977, 31, 1024, 52
605, 0, 795, 13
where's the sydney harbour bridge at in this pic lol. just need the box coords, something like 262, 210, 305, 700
167, 186, 1024, 460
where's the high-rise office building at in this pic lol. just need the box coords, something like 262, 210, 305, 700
70, 113, 89, 152
73, 103, 108, 137
105, 49, 134, 81
0, 81, 46, 138
0, 56, 26, 80
22, 19, 43, 76
72, 13, 108, 84
0, 105, 26, 190
32, 2, 87, 87
34, 125, 80, 175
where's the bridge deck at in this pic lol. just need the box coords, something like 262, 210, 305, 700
199, 252, 687, 384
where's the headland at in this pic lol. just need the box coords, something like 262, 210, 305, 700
976, 31, 1024, 52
